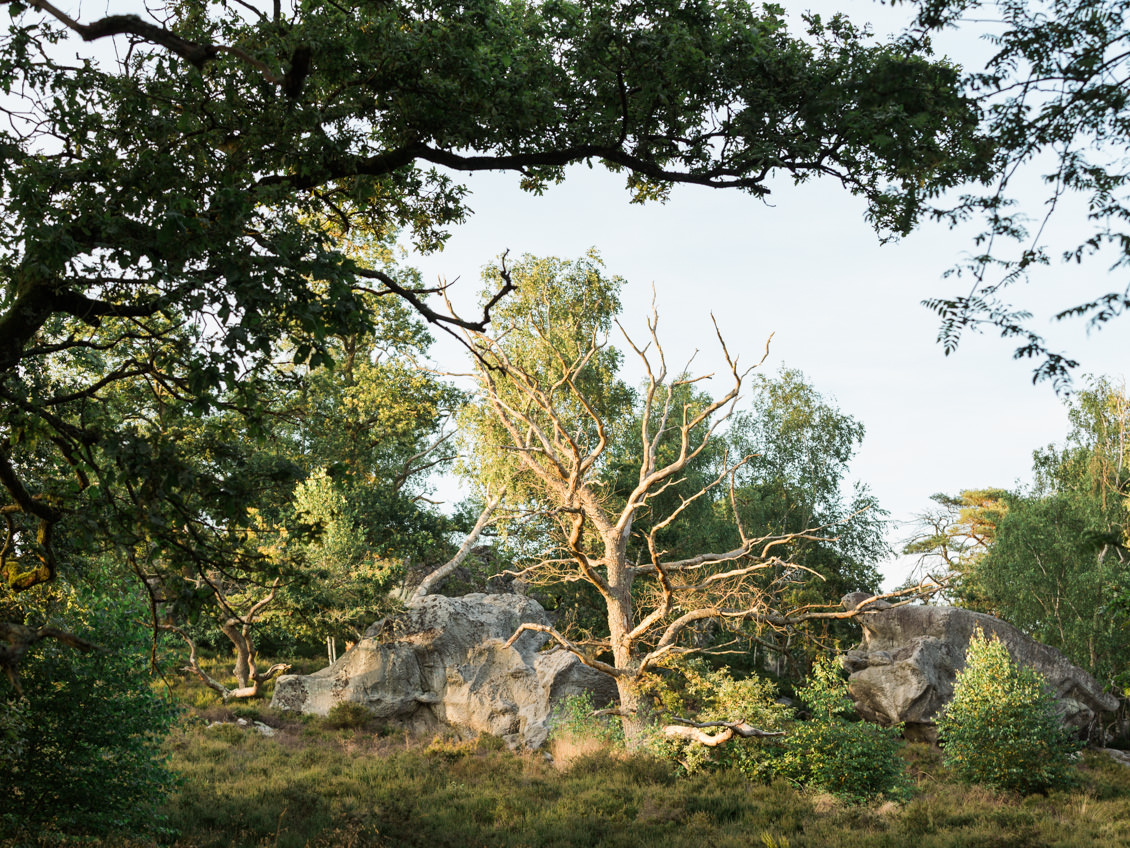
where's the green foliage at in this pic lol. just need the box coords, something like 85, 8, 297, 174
914, 0, 1130, 385
936, 629, 1080, 795
642, 659, 789, 778
0, 0, 988, 614
727, 368, 889, 659
935, 380, 1130, 685
324, 702, 379, 731
775, 656, 909, 802
461, 251, 634, 507
0, 578, 179, 842
550, 692, 625, 749
902, 488, 1009, 606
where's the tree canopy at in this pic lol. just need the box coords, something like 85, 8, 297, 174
0, 0, 988, 608
908, 0, 1130, 385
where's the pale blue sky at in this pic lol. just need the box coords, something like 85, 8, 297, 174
60, 0, 1130, 587
407, 0, 1130, 586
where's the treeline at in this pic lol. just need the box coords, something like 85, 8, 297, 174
905, 378, 1130, 689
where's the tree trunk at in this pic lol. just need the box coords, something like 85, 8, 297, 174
221, 618, 254, 690
614, 678, 651, 748
405, 491, 502, 605
605, 577, 651, 747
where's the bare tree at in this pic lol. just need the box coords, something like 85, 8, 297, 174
463, 305, 925, 745
148, 570, 291, 702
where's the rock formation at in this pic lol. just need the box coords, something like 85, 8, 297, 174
839, 593, 1119, 741
271, 593, 618, 749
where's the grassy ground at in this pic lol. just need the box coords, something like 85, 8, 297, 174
159, 708, 1130, 848
13, 659, 1130, 848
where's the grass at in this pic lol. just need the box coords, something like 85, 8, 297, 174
156, 718, 1130, 848
8, 664, 1130, 848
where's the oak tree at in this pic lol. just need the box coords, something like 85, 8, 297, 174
0, 0, 988, 617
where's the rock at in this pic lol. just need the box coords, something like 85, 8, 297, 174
1100, 748, 1130, 768
839, 596, 1118, 742
271, 593, 618, 749
841, 591, 892, 612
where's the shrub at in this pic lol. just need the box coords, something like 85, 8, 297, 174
548, 692, 624, 766
774, 656, 910, 802
324, 701, 378, 729
936, 628, 1079, 794
0, 577, 180, 842
641, 658, 789, 778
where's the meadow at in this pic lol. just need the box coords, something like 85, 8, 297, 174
156, 703, 1130, 848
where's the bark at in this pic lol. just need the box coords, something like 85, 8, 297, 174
662, 721, 784, 746
613, 678, 652, 748
405, 491, 504, 605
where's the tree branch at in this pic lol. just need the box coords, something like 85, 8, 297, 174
19, 2, 281, 82
407, 490, 504, 603
503, 622, 622, 678
661, 717, 785, 746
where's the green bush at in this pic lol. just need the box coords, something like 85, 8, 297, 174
549, 692, 624, 748
324, 700, 378, 730
641, 659, 789, 778
0, 577, 180, 842
936, 628, 1079, 794
774, 656, 910, 802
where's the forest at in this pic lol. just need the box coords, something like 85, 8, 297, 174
2, 0, 1130, 845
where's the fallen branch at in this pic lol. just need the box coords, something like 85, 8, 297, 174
662, 717, 785, 747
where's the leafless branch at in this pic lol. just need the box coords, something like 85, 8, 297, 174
407, 490, 505, 603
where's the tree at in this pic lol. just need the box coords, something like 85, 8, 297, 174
976, 492, 1128, 682
902, 488, 1010, 606
726, 369, 890, 657
460, 254, 925, 746
606, 367, 891, 676
147, 255, 467, 696
0, 0, 990, 626
973, 380, 1130, 682
937, 629, 1078, 794
906, 380, 1130, 684
0, 569, 178, 841
908, 0, 1130, 385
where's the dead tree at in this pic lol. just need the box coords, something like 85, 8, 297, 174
464, 307, 929, 745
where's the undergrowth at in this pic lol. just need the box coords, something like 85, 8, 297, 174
5, 650, 1129, 848
169, 727, 1130, 848
5, 695, 1129, 848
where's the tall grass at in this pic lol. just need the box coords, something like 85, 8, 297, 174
6, 673, 1130, 848
152, 711, 1130, 848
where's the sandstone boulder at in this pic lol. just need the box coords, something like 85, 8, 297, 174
271, 593, 618, 749
840, 595, 1119, 741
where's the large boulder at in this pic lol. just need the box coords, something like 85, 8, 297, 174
271, 593, 618, 749
839, 594, 1119, 741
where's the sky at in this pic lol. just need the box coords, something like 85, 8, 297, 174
402, 2, 1130, 588
48, 0, 1129, 588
